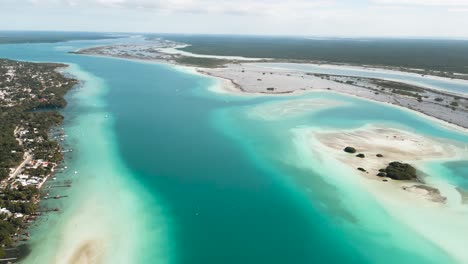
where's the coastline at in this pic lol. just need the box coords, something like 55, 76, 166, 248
73, 37, 468, 82
0, 59, 79, 260
209, 60, 468, 261
291, 124, 468, 263
68, 45, 468, 262
74, 45, 468, 132
260, 61, 468, 84
220, 90, 468, 262
198, 64, 468, 130
20, 62, 171, 264
4, 38, 468, 263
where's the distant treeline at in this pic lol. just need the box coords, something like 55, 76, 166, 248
0, 31, 119, 44
159, 35, 468, 74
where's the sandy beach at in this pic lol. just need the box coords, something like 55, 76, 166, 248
293, 125, 468, 263
247, 98, 344, 121
311, 126, 465, 202
201, 63, 468, 129
74, 41, 468, 129
66, 40, 468, 263
192, 56, 468, 263
20, 63, 170, 264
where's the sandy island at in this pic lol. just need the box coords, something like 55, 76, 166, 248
199, 52, 468, 264
294, 125, 468, 263
310, 126, 466, 203
73, 41, 468, 262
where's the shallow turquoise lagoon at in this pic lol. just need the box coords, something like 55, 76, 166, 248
0, 39, 467, 263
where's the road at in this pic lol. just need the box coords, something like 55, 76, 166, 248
3, 152, 32, 185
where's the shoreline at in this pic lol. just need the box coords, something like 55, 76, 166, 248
15, 56, 172, 264
72, 38, 468, 82
18, 74, 77, 260
293, 125, 468, 262
74, 46, 468, 132
70, 39, 468, 81
8, 38, 468, 259
259, 61, 468, 84
0, 59, 79, 260
71, 41, 468, 130
198, 63, 468, 130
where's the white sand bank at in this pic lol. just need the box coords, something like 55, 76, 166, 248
202, 63, 468, 129
201, 64, 352, 94
295, 125, 468, 262
313, 126, 463, 182
248, 98, 344, 121
157, 46, 268, 61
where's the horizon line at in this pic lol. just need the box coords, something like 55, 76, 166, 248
1, 29, 468, 41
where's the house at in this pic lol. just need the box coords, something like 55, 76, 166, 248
0, 208, 11, 215
14, 213, 24, 218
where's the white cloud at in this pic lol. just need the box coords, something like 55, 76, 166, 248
373, 0, 468, 7
2, 0, 468, 37
12, 0, 337, 16
448, 7, 468, 12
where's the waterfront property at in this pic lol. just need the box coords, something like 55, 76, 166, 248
0, 59, 76, 258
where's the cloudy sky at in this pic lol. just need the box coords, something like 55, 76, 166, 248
1, 0, 468, 37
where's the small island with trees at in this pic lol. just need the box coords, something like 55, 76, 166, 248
343, 146, 419, 181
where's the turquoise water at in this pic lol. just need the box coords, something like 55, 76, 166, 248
259, 62, 468, 95
0, 39, 467, 263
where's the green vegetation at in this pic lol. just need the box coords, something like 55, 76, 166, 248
451, 101, 459, 107
0, 31, 117, 44
380, 162, 418, 181
0, 58, 77, 256
0, 187, 39, 257
0, 59, 76, 179
373, 79, 423, 93
371, 79, 424, 99
391, 89, 421, 98
343, 147, 357, 153
174, 56, 231, 68
157, 35, 468, 74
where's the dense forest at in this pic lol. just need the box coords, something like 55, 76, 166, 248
0, 31, 118, 44
159, 35, 468, 75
